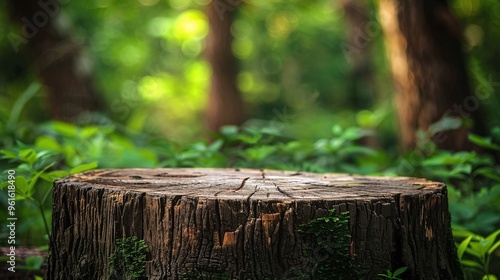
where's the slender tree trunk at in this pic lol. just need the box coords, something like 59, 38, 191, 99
379, 0, 477, 151
341, 0, 376, 108
205, 0, 245, 132
7, 0, 101, 122
341, 0, 379, 148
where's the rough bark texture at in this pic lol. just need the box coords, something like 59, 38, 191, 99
7, 0, 101, 122
379, 0, 476, 151
47, 169, 461, 279
204, 0, 245, 132
48, 168, 462, 279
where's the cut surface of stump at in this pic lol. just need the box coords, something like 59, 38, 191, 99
48, 168, 462, 279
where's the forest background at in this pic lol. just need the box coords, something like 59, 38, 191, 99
1, 0, 500, 279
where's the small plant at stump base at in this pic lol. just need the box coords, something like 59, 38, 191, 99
377, 266, 408, 280
297, 209, 363, 279
108, 236, 149, 280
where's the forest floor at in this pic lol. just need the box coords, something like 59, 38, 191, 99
0, 247, 47, 279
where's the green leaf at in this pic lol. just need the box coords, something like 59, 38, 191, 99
457, 235, 473, 260
81, 126, 100, 139
35, 135, 61, 151
26, 256, 44, 269
27, 163, 54, 193
460, 259, 484, 270
245, 146, 277, 162
237, 133, 262, 144
0, 149, 18, 159
468, 134, 500, 151
41, 170, 69, 182
19, 149, 37, 166
450, 164, 472, 175
338, 146, 377, 157
208, 139, 223, 152
331, 125, 343, 136
429, 116, 462, 135
340, 127, 368, 141
7, 82, 40, 131
17, 256, 44, 270
488, 240, 500, 255
392, 266, 408, 277
0, 181, 8, 190
453, 226, 476, 239
52, 121, 78, 137
468, 239, 490, 258
473, 167, 500, 182
482, 274, 499, 280
485, 228, 500, 247
70, 162, 98, 174
15, 176, 32, 199
220, 125, 238, 137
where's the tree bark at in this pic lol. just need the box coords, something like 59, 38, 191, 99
48, 168, 462, 279
204, 0, 245, 132
7, 0, 102, 122
379, 0, 477, 151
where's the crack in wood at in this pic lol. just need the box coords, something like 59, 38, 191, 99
234, 177, 250, 191
274, 183, 294, 198
154, 172, 205, 178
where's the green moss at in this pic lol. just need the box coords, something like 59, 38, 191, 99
108, 236, 149, 280
182, 272, 236, 279
297, 209, 363, 279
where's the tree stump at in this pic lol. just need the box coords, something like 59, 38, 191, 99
47, 168, 462, 279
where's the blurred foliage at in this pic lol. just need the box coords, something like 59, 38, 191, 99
0, 0, 396, 142
1, 110, 500, 279
1, 0, 499, 141
1, 0, 500, 278
1, 119, 500, 278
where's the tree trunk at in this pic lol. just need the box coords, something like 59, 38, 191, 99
341, 0, 376, 108
7, 0, 102, 122
379, 0, 476, 151
48, 168, 462, 279
204, 0, 245, 132
340, 0, 379, 148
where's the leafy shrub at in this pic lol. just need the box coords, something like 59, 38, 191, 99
455, 228, 500, 280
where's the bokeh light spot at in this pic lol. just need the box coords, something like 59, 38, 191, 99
464, 24, 484, 49
138, 0, 159, 7
173, 10, 208, 41
138, 75, 168, 101
170, 0, 191, 10
232, 37, 254, 58
181, 39, 203, 57
266, 12, 298, 39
